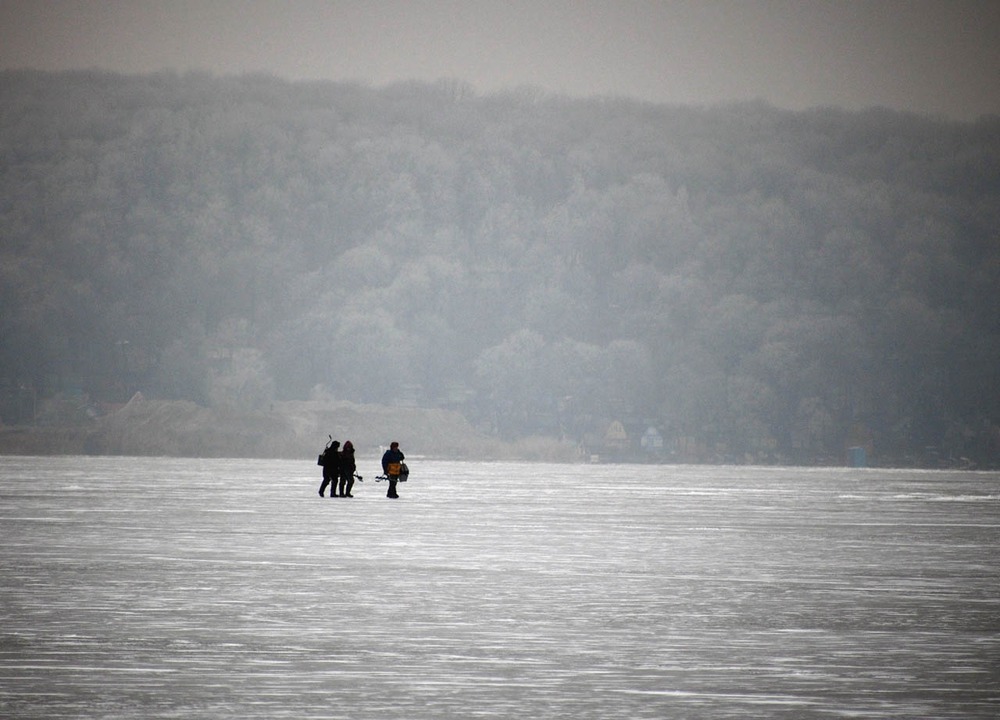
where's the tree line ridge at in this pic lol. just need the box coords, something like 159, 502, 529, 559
2, 71, 999, 466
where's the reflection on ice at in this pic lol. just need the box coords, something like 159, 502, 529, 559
1, 456, 998, 719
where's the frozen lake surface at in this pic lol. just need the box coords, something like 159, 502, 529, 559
1, 455, 998, 719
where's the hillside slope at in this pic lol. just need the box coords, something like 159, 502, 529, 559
0, 395, 577, 461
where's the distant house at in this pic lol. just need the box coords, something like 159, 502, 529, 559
604, 420, 629, 450
641, 426, 664, 453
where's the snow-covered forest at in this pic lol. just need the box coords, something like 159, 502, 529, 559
2, 70, 999, 465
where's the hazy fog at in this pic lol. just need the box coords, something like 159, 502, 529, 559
2, 71, 998, 465
1, 0, 999, 120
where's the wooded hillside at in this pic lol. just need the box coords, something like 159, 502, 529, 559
2, 70, 999, 466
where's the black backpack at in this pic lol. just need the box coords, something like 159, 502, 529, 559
317, 436, 333, 466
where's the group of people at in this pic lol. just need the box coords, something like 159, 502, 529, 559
319, 440, 406, 499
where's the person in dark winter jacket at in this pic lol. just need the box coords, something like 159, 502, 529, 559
380, 442, 404, 499
318, 440, 341, 497
338, 440, 357, 498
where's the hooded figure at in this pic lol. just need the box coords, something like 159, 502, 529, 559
380, 442, 404, 499
338, 440, 357, 497
318, 440, 341, 497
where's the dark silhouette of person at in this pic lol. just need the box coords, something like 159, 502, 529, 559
339, 440, 357, 498
381, 442, 404, 499
318, 440, 341, 497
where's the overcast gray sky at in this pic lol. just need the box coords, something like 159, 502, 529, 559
1, 0, 998, 120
